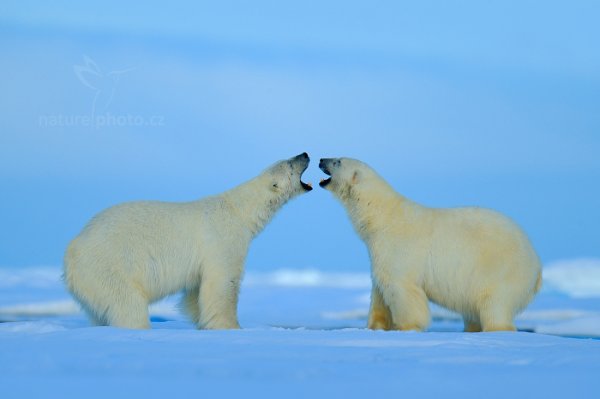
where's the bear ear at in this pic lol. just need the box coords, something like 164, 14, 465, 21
351, 170, 360, 185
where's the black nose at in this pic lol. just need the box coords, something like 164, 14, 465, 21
301, 152, 308, 159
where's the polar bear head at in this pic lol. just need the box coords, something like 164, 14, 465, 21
228, 153, 312, 237
318, 157, 383, 201
266, 152, 313, 199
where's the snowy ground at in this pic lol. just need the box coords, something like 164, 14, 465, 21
1, 260, 600, 398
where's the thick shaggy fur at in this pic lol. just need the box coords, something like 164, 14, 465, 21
319, 157, 542, 332
64, 153, 312, 329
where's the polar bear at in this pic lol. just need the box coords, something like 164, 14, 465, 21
64, 153, 313, 329
319, 157, 542, 332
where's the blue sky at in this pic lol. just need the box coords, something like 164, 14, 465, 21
1, 1, 599, 270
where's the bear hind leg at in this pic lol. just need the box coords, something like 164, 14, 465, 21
71, 284, 149, 329
91, 279, 150, 329
104, 292, 150, 329
479, 296, 516, 332
71, 291, 109, 326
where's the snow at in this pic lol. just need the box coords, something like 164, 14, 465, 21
1, 260, 600, 398
536, 316, 600, 338
543, 258, 600, 298
245, 268, 371, 289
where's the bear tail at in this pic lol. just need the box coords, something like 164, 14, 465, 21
534, 270, 543, 294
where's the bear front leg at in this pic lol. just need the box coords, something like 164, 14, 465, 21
181, 286, 201, 325
463, 317, 482, 332
367, 283, 393, 330
380, 279, 430, 331
197, 266, 242, 330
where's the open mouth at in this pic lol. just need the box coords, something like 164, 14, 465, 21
319, 178, 331, 188
300, 159, 313, 191
319, 177, 331, 188
301, 179, 313, 191
319, 164, 332, 188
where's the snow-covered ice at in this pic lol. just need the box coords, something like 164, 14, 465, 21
1, 260, 599, 398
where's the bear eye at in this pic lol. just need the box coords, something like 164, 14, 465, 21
334, 160, 341, 166
272, 183, 278, 188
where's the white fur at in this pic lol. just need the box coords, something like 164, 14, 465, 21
320, 158, 542, 332
64, 154, 311, 329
